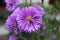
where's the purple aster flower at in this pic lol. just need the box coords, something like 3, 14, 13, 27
16, 6, 44, 33
9, 34, 17, 40
33, 4, 45, 16
5, 0, 20, 12
6, 7, 21, 34
50, 34, 56, 40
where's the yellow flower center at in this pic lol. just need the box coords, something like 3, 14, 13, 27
26, 16, 33, 22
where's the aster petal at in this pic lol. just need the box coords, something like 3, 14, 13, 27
23, 23, 30, 32
28, 7, 37, 17
11, 7, 21, 16
28, 24, 36, 32
18, 20, 29, 29
33, 19, 42, 25
33, 4, 45, 16
33, 23, 41, 30
15, 27, 21, 34
21, 7, 31, 17
33, 11, 42, 18
33, 16, 42, 19
5, 0, 11, 3
9, 34, 17, 40
5, 0, 20, 4
24, 23, 36, 32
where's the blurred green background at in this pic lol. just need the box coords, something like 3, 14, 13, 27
0, 0, 60, 40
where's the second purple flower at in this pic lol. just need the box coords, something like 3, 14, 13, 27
5, 0, 20, 12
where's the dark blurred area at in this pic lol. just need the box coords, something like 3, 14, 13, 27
0, 0, 6, 7
0, 1, 8, 40
0, 0, 5, 23
0, 0, 10, 25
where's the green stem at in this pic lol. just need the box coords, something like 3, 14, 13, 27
30, 0, 32, 6
25, 0, 27, 6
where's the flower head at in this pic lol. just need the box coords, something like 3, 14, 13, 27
9, 34, 17, 40
6, 7, 21, 34
5, 0, 20, 12
16, 6, 44, 32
